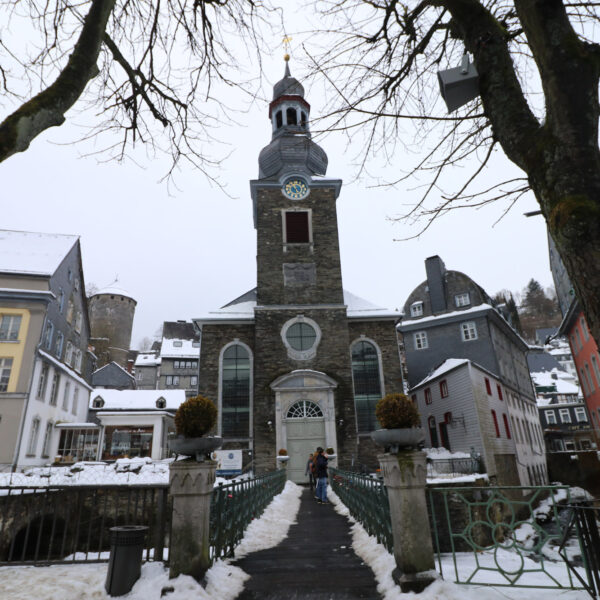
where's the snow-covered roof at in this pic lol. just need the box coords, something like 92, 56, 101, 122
343, 290, 401, 319
411, 357, 501, 390
194, 288, 400, 322
160, 338, 200, 358
92, 286, 135, 300
89, 389, 186, 410
401, 303, 494, 326
411, 358, 471, 389
531, 369, 580, 395
134, 352, 161, 367
0, 229, 78, 276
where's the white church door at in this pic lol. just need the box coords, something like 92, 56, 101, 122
285, 400, 326, 484
270, 370, 338, 484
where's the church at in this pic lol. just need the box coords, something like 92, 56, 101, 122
194, 60, 404, 482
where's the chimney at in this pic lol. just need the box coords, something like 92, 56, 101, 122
425, 256, 447, 314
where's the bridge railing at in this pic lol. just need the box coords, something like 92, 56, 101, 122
329, 467, 393, 552
0, 485, 170, 565
209, 469, 286, 562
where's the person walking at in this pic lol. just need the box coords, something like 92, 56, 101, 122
314, 447, 328, 504
305, 453, 315, 491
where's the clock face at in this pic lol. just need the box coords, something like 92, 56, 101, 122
282, 177, 309, 200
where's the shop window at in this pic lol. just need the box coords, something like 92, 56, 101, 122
102, 426, 153, 460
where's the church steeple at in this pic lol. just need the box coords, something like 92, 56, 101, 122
258, 58, 328, 180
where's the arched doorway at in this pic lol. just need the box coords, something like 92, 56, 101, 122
270, 370, 338, 483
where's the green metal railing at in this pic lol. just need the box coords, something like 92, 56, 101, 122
329, 468, 392, 552
209, 469, 286, 562
429, 485, 590, 592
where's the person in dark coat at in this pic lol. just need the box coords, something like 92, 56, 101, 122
314, 447, 328, 504
305, 453, 315, 490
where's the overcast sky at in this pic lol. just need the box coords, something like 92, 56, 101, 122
1, 4, 553, 349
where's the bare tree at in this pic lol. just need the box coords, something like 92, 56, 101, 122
0, 0, 276, 178
312, 1, 600, 343
138, 336, 153, 351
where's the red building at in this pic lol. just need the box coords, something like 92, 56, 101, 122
559, 300, 600, 436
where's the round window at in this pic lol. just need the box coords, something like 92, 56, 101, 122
281, 316, 321, 360
286, 322, 316, 351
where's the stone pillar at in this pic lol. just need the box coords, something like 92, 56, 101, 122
169, 460, 216, 581
378, 451, 437, 593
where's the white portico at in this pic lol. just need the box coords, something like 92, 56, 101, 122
270, 369, 338, 483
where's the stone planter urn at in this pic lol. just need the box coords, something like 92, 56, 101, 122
168, 434, 222, 462
276, 455, 290, 463
370, 427, 425, 453
168, 395, 220, 582
371, 394, 437, 593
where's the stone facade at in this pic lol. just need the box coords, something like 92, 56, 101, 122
88, 290, 136, 369
195, 62, 404, 479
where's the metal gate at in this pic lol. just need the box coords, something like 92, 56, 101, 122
429, 485, 592, 594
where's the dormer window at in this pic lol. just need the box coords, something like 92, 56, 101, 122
92, 396, 104, 409
410, 302, 424, 317
156, 397, 166, 409
276, 110, 283, 129
455, 293, 470, 307
173, 341, 183, 347
286, 107, 297, 125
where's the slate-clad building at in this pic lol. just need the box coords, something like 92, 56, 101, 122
399, 255, 547, 486
194, 61, 404, 482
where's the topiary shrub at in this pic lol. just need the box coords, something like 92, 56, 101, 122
326, 447, 335, 455
278, 448, 288, 456
375, 393, 421, 429
174, 395, 217, 438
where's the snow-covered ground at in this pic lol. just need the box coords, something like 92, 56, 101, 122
0, 458, 250, 489
0, 480, 591, 599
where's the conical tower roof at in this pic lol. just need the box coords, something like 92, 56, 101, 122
258, 59, 327, 179
272, 61, 305, 99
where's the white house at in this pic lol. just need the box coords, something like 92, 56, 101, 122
411, 358, 547, 486
89, 389, 186, 460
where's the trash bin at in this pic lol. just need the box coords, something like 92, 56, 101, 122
105, 525, 149, 596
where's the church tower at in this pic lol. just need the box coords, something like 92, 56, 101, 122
249, 59, 356, 476
195, 59, 404, 480
251, 59, 343, 307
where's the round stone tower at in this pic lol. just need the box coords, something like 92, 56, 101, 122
88, 286, 137, 369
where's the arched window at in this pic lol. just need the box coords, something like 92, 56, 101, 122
286, 107, 297, 125
300, 111, 307, 127
287, 400, 323, 419
221, 344, 251, 438
276, 110, 283, 128
351, 340, 382, 433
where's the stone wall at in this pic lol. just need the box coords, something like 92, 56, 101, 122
254, 187, 344, 306
348, 320, 404, 468
253, 307, 356, 473
197, 322, 256, 441
89, 293, 136, 368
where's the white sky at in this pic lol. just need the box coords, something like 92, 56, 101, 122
0, 3, 553, 349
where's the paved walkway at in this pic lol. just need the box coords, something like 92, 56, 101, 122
233, 487, 382, 600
